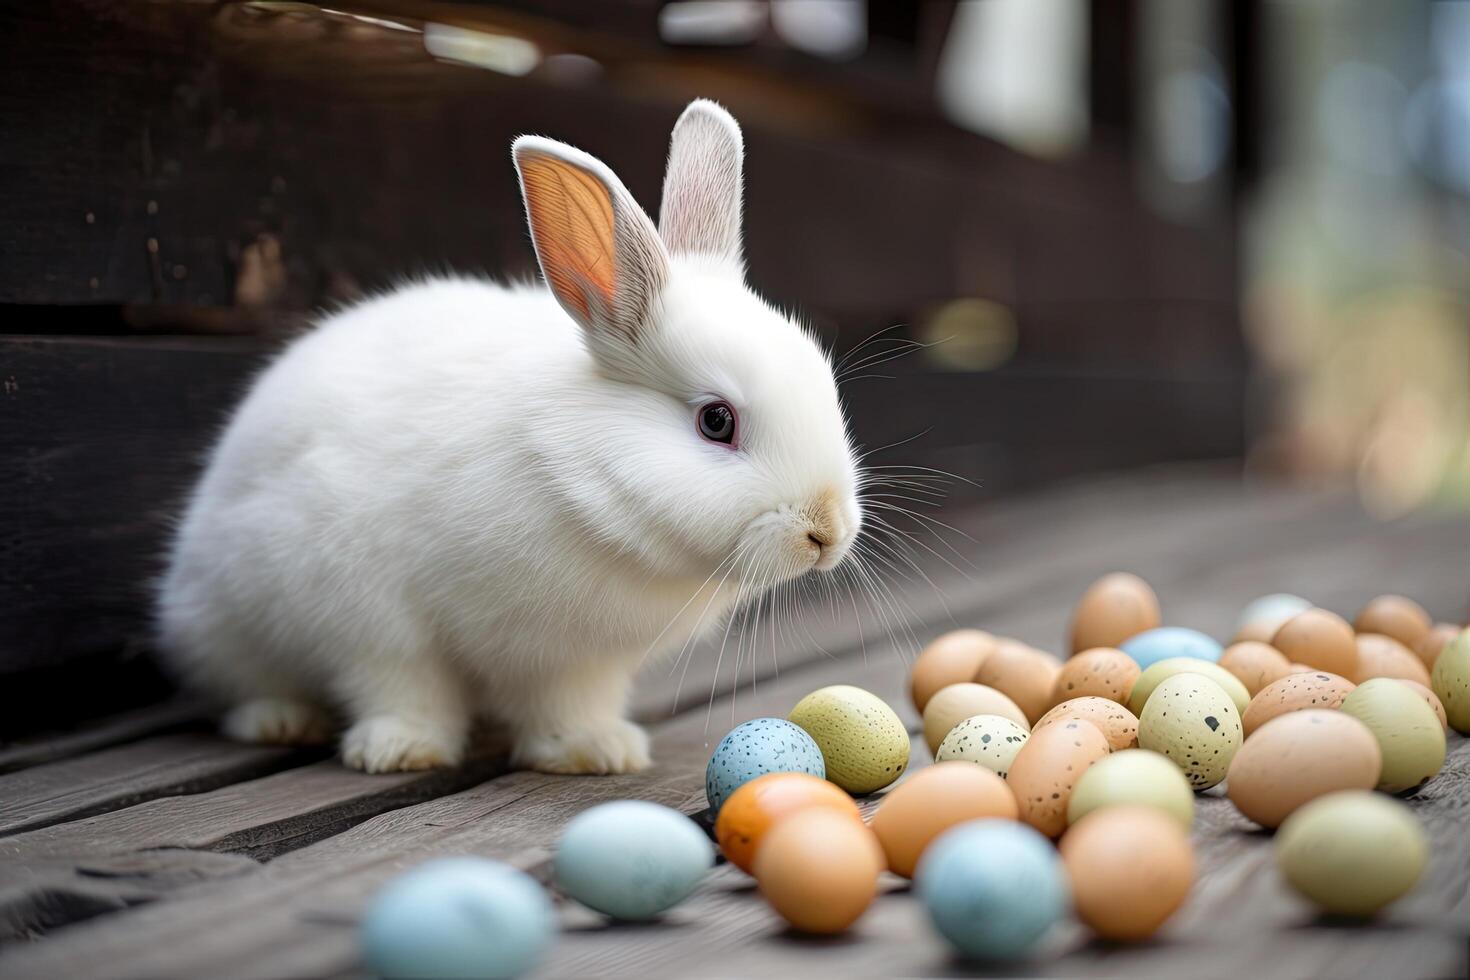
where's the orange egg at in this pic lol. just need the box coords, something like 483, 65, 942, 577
869, 762, 1018, 878
1242, 671, 1356, 737
1033, 697, 1138, 752
1415, 624, 1462, 671
1218, 641, 1294, 697
910, 629, 997, 713
1060, 805, 1194, 941
1399, 679, 1449, 729
975, 642, 1061, 726
1050, 647, 1140, 706
1272, 609, 1359, 679
1354, 595, 1432, 649
1070, 573, 1162, 655
1008, 717, 1111, 837
715, 772, 861, 874
753, 808, 884, 934
1353, 633, 1431, 687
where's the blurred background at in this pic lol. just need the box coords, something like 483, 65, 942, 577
2, 0, 1468, 727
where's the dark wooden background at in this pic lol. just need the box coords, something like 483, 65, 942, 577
0, 0, 1252, 735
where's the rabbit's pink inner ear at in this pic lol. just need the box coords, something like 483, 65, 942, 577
518, 153, 618, 323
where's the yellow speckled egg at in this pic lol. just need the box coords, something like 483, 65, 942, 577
1430, 628, 1470, 734
1218, 641, 1293, 697
1241, 671, 1356, 737
1354, 595, 1432, 649
1034, 697, 1138, 752
1276, 791, 1427, 917
1137, 673, 1242, 791
935, 714, 1030, 779
1353, 633, 1431, 686
975, 642, 1060, 726
1225, 710, 1381, 828
910, 629, 997, 713
1007, 717, 1111, 837
1339, 678, 1445, 792
788, 685, 910, 795
1272, 609, 1359, 679
1070, 573, 1162, 655
1128, 658, 1250, 718
922, 683, 1028, 756
1067, 749, 1194, 830
1416, 623, 1461, 671
1050, 647, 1140, 707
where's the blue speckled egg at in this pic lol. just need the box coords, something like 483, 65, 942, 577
705, 717, 826, 812
360, 857, 552, 980
554, 800, 713, 920
916, 819, 1070, 960
1120, 626, 1222, 669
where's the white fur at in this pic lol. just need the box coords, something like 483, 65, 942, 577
157, 101, 861, 774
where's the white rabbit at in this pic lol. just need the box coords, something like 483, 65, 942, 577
156, 100, 862, 774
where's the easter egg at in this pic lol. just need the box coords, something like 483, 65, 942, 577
1353, 633, 1431, 686
1430, 627, 1470, 734
1067, 748, 1194, 830
754, 808, 884, 934
1218, 641, 1293, 696
910, 629, 997, 712
1272, 609, 1358, 678
1007, 717, 1112, 836
922, 682, 1029, 755
704, 718, 825, 813
361, 858, 553, 980
1225, 710, 1381, 828
1119, 627, 1222, 670
934, 714, 1030, 778
917, 819, 1070, 960
870, 761, 1018, 878
1339, 678, 1445, 792
1060, 806, 1194, 941
554, 801, 713, 920
1233, 593, 1312, 643
788, 685, 909, 794
1136, 673, 1242, 790
714, 772, 861, 874
1070, 572, 1162, 654
1050, 647, 1141, 706
1241, 671, 1356, 737
1276, 791, 1427, 916
974, 642, 1060, 725
1416, 623, 1462, 670
1128, 657, 1251, 718
1033, 696, 1139, 751
1354, 595, 1432, 649
1399, 679, 1448, 729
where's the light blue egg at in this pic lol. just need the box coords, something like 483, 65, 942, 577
1235, 593, 1312, 634
705, 717, 826, 812
360, 857, 552, 980
1120, 626, 1222, 669
916, 819, 1069, 961
554, 800, 713, 920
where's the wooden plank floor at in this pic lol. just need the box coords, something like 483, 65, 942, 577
2, 467, 1469, 979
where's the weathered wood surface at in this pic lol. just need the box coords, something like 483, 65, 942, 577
1, 475, 1468, 978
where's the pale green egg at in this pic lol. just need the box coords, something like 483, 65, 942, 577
788, 685, 910, 794
1129, 657, 1250, 717
935, 714, 1030, 779
1339, 678, 1445, 793
1276, 790, 1427, 916
1430, 627, 1470, 734
1066, 748, 1194, 830
1136, 673, 1242, 791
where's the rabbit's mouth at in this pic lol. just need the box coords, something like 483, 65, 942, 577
736, 492, 860, 587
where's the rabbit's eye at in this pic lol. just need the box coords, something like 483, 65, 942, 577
697, 402, 737, 446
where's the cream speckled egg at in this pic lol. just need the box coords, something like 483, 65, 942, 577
1034, 697, 1138, 752
922, 682, 1029, 755
1136, 673, 1242, 790
935, 714, 1030, 779
1128, 657, 1250, 718
788, 685, 910, 795
1339, 678, 1445, 793
1430, 628, 1470, 734
1276, 791, 1427, 917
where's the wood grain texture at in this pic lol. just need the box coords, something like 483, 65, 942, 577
0, 702, 206, 775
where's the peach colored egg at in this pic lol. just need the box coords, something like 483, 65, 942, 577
922, 683, 1029, 755
1286, 662, 1313, 674
1226, 710, 1382, 828
910, 629, 997, 713
1218, 641, 1294, 697
1070, 573, 1162, 655
976, 643, 1061, 726
869, 762, 1018, 878
1354, 595, 1432, 649
1034, 697, 1138, 752
754, 808, 884, 934
1060, 805, 1194, 941
1050, 648, 1140, 707
1415, 624, 1461, 671
1353, 633, 1431, 687
715, 772, 862, 874
1399, 679, 1448, 729
1008, 717, 1111, 837
1272, 609, 1359, 679
1242, 671, 1356, 737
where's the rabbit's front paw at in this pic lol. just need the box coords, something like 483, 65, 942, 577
223, 698, 333, 746
341, 715, 463, 773
514, 719, 651, 775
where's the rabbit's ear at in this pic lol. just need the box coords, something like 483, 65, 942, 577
513, 136, 668, 343
658, 99, 744, 267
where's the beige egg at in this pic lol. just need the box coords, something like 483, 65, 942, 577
1415, 623, 1461, 671
1353, 633, 1431, 687
1285, 662, 1313, 674
1354, 595, 1432, 649
1136, 673, 1242, 791
935, 714, 1030, 778
1218, 641, 1293, 697
1242, 671, 1356, 737
1061, 805, 1194, 941
1226, 710, 1381, 828
1272, 609, 1359, 679
1070, 573, 1162, 655
975, 643, 1060, 726
1398, 679, 1448, 730
1339, 679, 1445, 793
1034, 697, 1138, 752
922, 683, 1028, 755
1050, 647, 1140, 707
1007, 717, 1112, 837
910, 629, 997, 713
